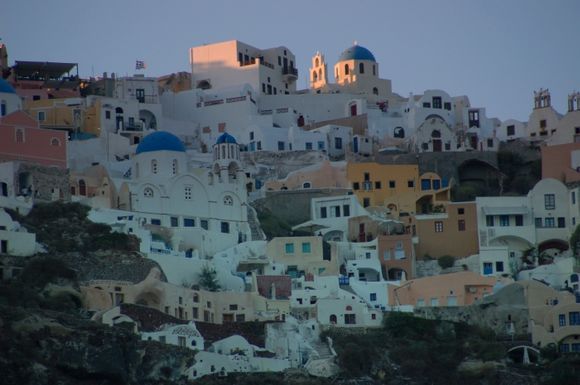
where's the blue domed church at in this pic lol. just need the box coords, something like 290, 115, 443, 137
121, 131, 251, 256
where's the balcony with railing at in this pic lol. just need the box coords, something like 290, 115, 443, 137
282, 66, 298, 81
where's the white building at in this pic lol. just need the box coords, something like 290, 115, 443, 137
0, 79, 22, 116
0, 208, 36, 256
190, 40, 298, 95
142, 322, 204, 350
120, 130, 251, 256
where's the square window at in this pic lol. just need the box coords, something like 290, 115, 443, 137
434, 221, 443, 233
423, 102, 431, 108
317, 141, 325, 150
375, 181, 382, 189
432, 97, 442, 109
353, 182, 360, 190
229, 304, 238, 311
170, 217, 178, 227
483, 262, 493, 275
285, 243, 295, 254
301, 242, 311, 253
221, 221, 230, 233
370, 293, 377, 301
430, 298, 439, 306
408, 180, 414, 188
444, 102, 451, 110
544, 217, 555, 228
495, 261, 504, 272
200, 219, 209, 230
389, 180, 395, 188
184, 218, 195, 227
457, 208, 465, 215
151, 218, 161, 225
305, 142, 313, 150
499, 215, 510, 226
421, 179, 431, 191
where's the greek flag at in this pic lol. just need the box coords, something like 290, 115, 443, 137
135, 60, 146, 70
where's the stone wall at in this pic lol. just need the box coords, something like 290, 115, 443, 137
17, 163, 71, 202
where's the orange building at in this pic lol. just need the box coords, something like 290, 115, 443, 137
377, 233, 415, 280
541, 142, 580, 184
388, 270, 496, 307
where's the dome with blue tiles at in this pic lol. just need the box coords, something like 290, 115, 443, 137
216, 132, 237, 144
136, 131, 186, 154
0, 78, 16, 94
338, 44, 376, 62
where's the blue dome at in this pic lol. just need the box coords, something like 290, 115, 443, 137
338, 45, 376, 62
0, 78, 16, 94
216, 132, 237, 144
136, 131, 186, 154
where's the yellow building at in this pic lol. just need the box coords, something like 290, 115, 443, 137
24, 97, 101, 136
346, 162, 451, 217
267, 236, 338, 278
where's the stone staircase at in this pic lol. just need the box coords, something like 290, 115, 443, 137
247, 206, 266, 241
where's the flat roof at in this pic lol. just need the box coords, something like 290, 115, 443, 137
13, 61, 77, 78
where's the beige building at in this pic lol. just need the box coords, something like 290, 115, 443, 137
526, 89, 560, 141
264, 160, 348, 191
267, 236, 338, 278
82, 268, 289, 324
388, 270, 496, 307
414, 201, 479, 259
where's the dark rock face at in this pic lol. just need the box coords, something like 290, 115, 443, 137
0, 305, 195, 385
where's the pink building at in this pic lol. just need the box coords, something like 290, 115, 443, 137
0, 111, 67, 169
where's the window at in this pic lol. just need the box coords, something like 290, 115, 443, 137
359, 62, 364, 74
184, 186, 192, 200
499, 215, 510, 227
486, 216, 494, 227
285, 243, 295, 254
573, 192, 576, 205
507, 125, 515, 136
515, 215, 523, 226
172, 159, 178, 175
558, 217, 566, 228
430, 298, 439, 307
37, 111, 46, 121
229, 304, 238, 311
170, 217, 178, 227
343, 205, 350, 217
389, 180, 396, 188
305, 142, 312, 150
421, 179, 431, 191
444, 102, 451, 110
344, 314, 356, 324
15, 129, 24, 143
495, 261, 504, 272
423, 102, 431, 108
200, 220, 208, 230
320, 207, 327, 218
278, 141, 285, 151
483, 262, 493, 275
353, 182, 360, 190
447, 296, 457, 306
434, 221, 443, 233
151, 159, 158, 174
236, 314, 245, 322
535, 218, 542, 228
317, 141, 325, 150
433, 179, 441, 190
432, 96, 442, 109
417, 299, 425, 307
458, 219, 466, 231
334, 137, 343, 149
559, 314, 566, 327
192, 307, 199, 319
223, 195, 233, 206
301, 242, 311, 253
220, 221, 230, 233
540, 119, 546, 129
408, 180, 414, 188
375, 181, 382, 189
334, 205, 340, 217
569, 311, 580, 325
370, 293, 377, 301
487, 139, 494, 148
344, 64, 349, 75
544, 217, 555, 228
51, 138, 60, 146
184, 218, 195, 227
105, 110, 111, 119
560, 343, 570, 353
143, 187, 154, 197
363, 198, 370, 207
457, 208, 465, 215
151, 218, 161, 225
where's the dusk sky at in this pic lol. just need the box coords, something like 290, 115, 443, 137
2, 0, 579, 121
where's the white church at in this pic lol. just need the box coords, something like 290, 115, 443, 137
119, 130, 252, 256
